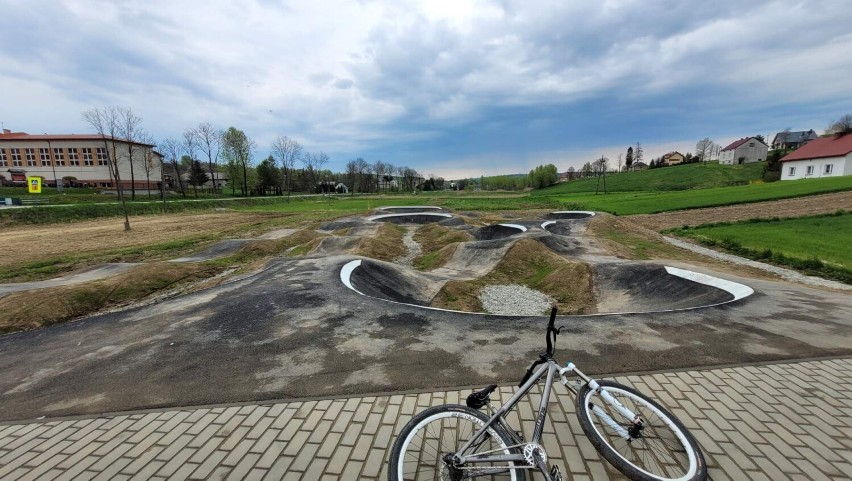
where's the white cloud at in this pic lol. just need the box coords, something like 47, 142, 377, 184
1, 0, 851, 176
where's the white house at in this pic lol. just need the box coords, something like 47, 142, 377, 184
780, 132, 852, 180
719, 137, 768, 165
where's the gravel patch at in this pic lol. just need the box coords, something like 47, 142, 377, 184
664, 236, 852, 291
480, 284, 554, 316
393, 228, 422, 267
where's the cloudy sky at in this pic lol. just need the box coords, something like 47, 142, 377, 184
2, 0, 851, 178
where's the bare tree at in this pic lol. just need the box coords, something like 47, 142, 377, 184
181, 130, 199, 197
634, 142, 644, 167
271, 135, 302, 199
373, 160, 386, 193
137, 130, 156, 197
826, 114, 852, 135
616, 153, 623, 173
355, 157, 368, 193
315, 152, 329, 189
159, 137, 186, 198
82, 107, 131, 231
695, 138, 715, 165
193, 122, 222, 195
594, 155, 609, 194
117, 107, 143, 200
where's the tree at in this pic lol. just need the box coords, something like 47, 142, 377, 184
625, 146, 634, 171
581, 161, 593, 177
616, 154, 623, 173
82, 107, 131, 231
181, 129, 197, 195
116, 107, 144, 200
695, 138, 715, 165
594, 156, 609, 194
193, 122, 222, 195
159, 137, 186, 198
255, 155, 280, 194
826, 114, 852, 135
271, 136, 302, 199
634, 142, 644, 168
221, 127, 254, 196
137, 131, 156, 197
762, 150, 783, 182
188, 158, 210, 194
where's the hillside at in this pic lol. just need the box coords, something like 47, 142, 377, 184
532, 162, 764, 195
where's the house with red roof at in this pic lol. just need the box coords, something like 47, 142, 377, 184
719, 137, 768, 165
780, 132, 852, 180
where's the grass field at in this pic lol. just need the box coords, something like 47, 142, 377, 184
539, 176, 852, 215
667, 212, 851, 283
532, 162, 764, 194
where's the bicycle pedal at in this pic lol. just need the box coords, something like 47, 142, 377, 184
549, 464, 563, 481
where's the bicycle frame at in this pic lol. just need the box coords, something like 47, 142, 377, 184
454, 358, 642, 481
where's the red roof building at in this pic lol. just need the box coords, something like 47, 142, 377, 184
779, 133, 852, 180
719, 137, 768, 165
1, 129, 161, 189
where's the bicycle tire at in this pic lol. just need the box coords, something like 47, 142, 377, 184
388, 404, 526, 481
576, 380, 707, 481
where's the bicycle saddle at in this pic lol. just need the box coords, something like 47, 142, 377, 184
466, 384, 498, 409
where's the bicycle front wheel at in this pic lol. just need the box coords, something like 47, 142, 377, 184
388, 404, 525, 481
576, 380, 707, 481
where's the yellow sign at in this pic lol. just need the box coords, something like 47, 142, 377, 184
28, 177, 42, 194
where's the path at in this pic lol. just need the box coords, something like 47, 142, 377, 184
0, 358, 848, 480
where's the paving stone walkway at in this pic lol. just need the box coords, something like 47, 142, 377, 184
1, 358, 850, 480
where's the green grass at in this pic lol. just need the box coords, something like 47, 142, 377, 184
539, 176, 852, 215
667, 212, 852, 283
532, 162, 764, 195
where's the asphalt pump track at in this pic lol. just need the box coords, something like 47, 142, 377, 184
0, 208, 850, 421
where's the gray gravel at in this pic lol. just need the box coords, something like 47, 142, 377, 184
480, 284, 553, 316
394, 228, 422, 267
664, 236, 852, 291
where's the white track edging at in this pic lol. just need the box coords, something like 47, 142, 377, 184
550, 210, 596, 217
497, 223, 527, 232
367, 213, 453, 221
339, 261, 755, 317
375, 206, 443, 211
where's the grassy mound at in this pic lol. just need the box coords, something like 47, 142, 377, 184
412, 224, 473, 270
432, 239, 595, 314
356, 223, 407, 261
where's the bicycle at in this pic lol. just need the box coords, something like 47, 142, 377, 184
388, 307, 707, 481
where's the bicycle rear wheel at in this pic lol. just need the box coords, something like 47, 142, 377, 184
388, 404, 525, 481
576, 380, 707, 481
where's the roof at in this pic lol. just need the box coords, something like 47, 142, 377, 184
663, 151, 683, 158
0, 131, 155, 147
773, 130, 817, 144
780, 133, 852, 162
721, 137, 766, 151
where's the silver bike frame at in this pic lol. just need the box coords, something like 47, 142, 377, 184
454, 358, 640, 481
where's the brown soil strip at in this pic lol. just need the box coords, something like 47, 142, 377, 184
628, 191, 852, 231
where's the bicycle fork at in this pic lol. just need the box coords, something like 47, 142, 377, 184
560, 363, 641, 441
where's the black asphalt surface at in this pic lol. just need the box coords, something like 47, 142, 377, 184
1, 216, 851, 422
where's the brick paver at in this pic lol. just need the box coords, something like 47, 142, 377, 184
1, 359, 850, 480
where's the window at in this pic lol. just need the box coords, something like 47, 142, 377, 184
83, 147, 93, 166
825, 164, 834, 174
25, 148, 36, 166
68, 148, 80, 166
749, 142, 755, 147
0, 149, 7, 167
53, 147, 65, 166
11, 148, 22, 166
39, 148, 51, 166
96, 147, 108, 165
788, 166, 796, 176
806, 165, 814, 175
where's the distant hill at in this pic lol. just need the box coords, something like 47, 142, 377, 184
531, 162, 764, 196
